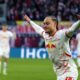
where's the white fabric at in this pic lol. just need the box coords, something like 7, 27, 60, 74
30, 21, 45, 35
30, 20, 79, 79
44, 29, 76, 75
0, 30, 14, 58
76, 33, 80, 54
0, 30, 13, 50
76, 33, 80, 67
66, 21, 80, 37
57, 63, 78, 80
0, 48, 10, 58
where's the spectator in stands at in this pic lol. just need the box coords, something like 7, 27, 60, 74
6, 0, 80, 21
15, 34, 22, 47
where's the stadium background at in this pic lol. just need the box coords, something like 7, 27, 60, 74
0, 0, 80, 80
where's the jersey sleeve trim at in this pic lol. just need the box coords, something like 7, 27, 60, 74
65, 31, 71, 38
64, 52, 71, 57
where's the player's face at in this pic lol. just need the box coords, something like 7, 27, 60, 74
2, 26, 8, 31
42, 17, 57, 34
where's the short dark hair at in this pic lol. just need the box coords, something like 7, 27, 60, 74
52, 17, 58, 30
2, 24, 7, 27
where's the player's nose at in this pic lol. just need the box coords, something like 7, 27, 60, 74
41, 24, 47, 28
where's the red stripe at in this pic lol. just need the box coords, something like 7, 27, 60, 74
64, 52, 71, 57
63, 68, 68, 74
65, 77, 73, 80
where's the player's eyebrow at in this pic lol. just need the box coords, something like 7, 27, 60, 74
43, 21, 50, 24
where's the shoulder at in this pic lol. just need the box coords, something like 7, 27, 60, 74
7, 31, 13, 36
55, 29, 68, 39
56, 29, 66, 35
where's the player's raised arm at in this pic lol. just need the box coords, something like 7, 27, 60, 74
66, 20, 80, 38
24, 15, 45, 35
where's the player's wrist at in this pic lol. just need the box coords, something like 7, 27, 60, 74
24, 15, 31, 23
27, 18, 31, 23
29, 20, 33, 24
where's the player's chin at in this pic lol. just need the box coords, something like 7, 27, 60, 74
45, 30, 51, 34
43, 27, 49, 30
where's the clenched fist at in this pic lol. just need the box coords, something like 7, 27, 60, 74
24, 15, 31, 23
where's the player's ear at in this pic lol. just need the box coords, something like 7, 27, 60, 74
53, 21, 58, 30
56, 23, 58, 30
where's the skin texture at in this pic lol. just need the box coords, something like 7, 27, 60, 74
24, 15, 57, 36
42, 17, 57, 36
2, 25, 8, 32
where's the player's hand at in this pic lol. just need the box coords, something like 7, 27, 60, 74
24, 15, 31, 23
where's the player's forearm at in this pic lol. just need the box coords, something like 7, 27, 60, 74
66, 20, 80, 37
24, 15, 45, 35
30, 21, 45, 35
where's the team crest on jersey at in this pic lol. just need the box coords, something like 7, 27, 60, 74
45, 41, 56, 48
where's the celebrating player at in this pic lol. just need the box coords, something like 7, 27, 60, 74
0, 24, 16, 75
24, 15, 80, 80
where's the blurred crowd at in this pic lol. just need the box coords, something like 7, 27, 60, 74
6, 0, 80, 21
9, 25, 45, 48
0, 0, 80, 54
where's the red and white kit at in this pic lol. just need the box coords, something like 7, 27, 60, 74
0, 30, 14, 58
76, 33, 80, 67
29, 20, 80, 80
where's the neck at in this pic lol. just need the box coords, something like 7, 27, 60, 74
49, 29, 57, 36
3, 30, 7, 32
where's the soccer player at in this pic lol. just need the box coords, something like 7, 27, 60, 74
0, 24, 16, 75
24, 15, 80, 80
76, 32, 80, 68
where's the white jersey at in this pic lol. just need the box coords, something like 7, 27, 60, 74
43, 29, 77, 75
76, 33, 80, 53
0, 30, 13, 50
29, 20, 80, 76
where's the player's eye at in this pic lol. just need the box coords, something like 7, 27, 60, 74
43, 23, 46, 25
44, 22, 49, 25
46, 22, 49, 25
